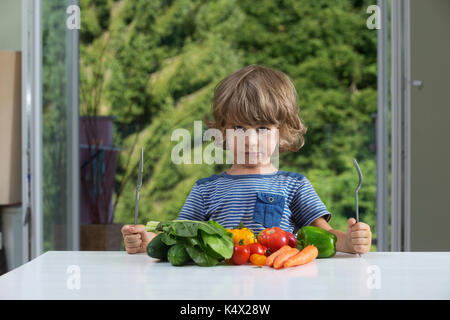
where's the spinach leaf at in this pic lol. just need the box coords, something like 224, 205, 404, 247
161, 232, 178, 246
149, 220, 229, 237
168, 221, 199, 237
181, 236, 201, 247
170, 220, 226, 236
184, 244, 220, 267
207, 220, 228, 233
201, 244, 224, 260
196, 231, 224, 260
200, 230, 233, 259
196, 222, 223, 235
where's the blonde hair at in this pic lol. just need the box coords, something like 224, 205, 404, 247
204, 64, 307, 152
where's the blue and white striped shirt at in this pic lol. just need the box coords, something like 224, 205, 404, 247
177, 170, 331, 234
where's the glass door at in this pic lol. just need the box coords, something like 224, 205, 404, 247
41, 0, 80, 252
23, 0, 79, 257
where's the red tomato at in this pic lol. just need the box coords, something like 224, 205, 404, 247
231, 245, 250, 265
257, 227, 289, 253
286, 231, 297, 248
248, 243, 268, 256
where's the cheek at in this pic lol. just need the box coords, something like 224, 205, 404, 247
271, 134, 279, 148
266, 133, 278, 154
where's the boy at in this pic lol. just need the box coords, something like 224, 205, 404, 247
122, 65, 372, 255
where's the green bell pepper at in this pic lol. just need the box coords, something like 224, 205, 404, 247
296, 226, 337, 258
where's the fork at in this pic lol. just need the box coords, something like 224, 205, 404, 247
134, 147, 143, 225
353, 158, 363, 258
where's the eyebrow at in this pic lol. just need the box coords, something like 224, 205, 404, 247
231, 124, 275, 128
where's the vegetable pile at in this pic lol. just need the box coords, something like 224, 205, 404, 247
145, 221, 336, 269
227, 226, 320, 269
145, 220, 234, 267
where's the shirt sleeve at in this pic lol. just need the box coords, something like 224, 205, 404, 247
290, 177, 331, 228
176, 182, 207, 221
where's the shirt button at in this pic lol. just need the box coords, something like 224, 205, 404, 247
268, 196, 274, 202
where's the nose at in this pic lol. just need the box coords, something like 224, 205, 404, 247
246, 129, 259, 149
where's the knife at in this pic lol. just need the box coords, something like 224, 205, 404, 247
353, 158, 363, 258
134, 147, 143, 225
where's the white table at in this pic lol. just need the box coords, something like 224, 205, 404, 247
0, 251, 449, 300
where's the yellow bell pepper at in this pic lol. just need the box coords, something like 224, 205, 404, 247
227, 222, 257, 246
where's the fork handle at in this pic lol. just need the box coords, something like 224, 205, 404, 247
134, 190, 140, 225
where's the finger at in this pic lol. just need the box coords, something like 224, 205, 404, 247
125, 237, 142, 246
347, 218, 356, 226
126, 244, 142, 252
125, 234, 142, 241
351, 222, 370, 231
124, 224, 147, 236
132, 224, 147, 234
125, 239, 143, 249
351, 230, 370, 238
126, 246, 141, 254
124, 236, 142, 246
347, 218, 357, 233
122, 224, 137, 236
351, 238, 370, 245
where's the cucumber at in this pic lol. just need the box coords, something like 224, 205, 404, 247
167, 243, 191, 266
146, 233, 170, 260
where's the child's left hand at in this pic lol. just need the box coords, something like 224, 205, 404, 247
344, 218, 372, 254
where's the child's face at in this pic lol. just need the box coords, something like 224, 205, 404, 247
225, 124, 279, 166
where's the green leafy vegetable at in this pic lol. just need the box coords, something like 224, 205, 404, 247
145, 220, 233, 267
161, 232, 178, 246
167, 221, 199, 237
207, 220, 228, 233
184, 244, 220, 267
182, 236, 201, 247
200, 230, 233, 259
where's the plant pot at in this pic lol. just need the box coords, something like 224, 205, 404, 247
80, 223, 123, 251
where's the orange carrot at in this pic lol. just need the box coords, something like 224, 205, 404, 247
273, 247, 300, 269
265, 245, 292, 267
283, 245, 318, 268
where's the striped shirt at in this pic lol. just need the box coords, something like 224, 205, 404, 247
176, 170, 331, 234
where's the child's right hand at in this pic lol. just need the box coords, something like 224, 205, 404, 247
121, 224, 152, 254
